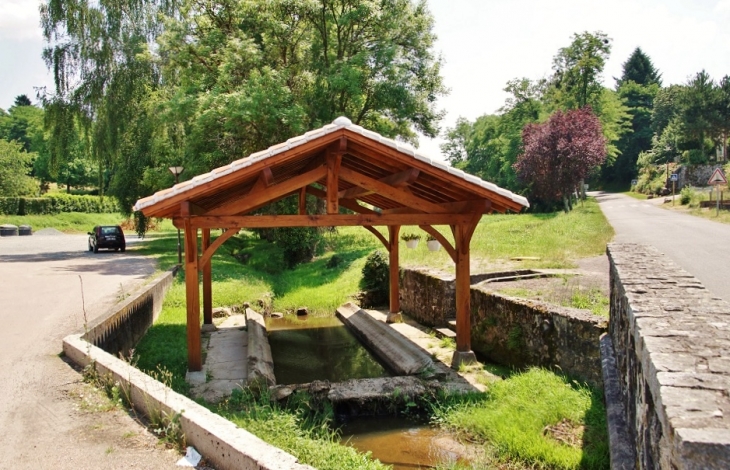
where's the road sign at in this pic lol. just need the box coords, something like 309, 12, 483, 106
708, 168, 728, 185
631, 179, 638, 187
670, 173, 678, 182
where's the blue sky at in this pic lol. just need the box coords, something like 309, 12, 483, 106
2, 0, 730, 159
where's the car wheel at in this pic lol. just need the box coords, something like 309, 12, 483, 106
93, 244, 98, 253
121, 246, 126, 253
115, 248, 119, 252
88, 242, 93, 252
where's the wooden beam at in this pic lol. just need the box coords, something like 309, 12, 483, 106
252, 167, 274, 192
187, 213, 477, 229
298, 187, 307, 215
453, 222, 478, 354
418, 225, 457, 263
388, 225, 401, 314
207, 165, 327, 216
339, 166, 447, 214
326, 147, 343, 214
183, 220, 202, 371
198, 228, 241, 271
306, 186, 378, 215
202, 229, 212, 325
338, 168, 420, 200
181, 201, 206, 217
363, 226, 389, 250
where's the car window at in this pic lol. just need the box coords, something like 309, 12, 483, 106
101, 227, 120, 235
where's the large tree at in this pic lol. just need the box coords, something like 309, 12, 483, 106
0, 140, 38, 197
514, 107, 607, 212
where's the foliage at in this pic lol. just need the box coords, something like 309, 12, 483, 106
401, 233, 421, 241
548, 31, 611, 110
441, 79, 544, 193
359, 250, 390, 306
0, 140, 39, 197
514, 108, 607, 210
217, 388, 390, 470
0, 194, 119, 215
433, 368, 609, 470
0, 212, 133, 233
615, 47, 662, 87
680, 186, 694, 205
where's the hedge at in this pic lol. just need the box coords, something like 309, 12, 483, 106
0, 194, 121, 215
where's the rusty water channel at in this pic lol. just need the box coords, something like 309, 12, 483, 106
265, 314, 474, 469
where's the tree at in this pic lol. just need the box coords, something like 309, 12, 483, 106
616, 48, 662, 87
514, 108, 607, 212
0, 140, 39, 196
13, 95, 32, 107
549, 31, 612, 110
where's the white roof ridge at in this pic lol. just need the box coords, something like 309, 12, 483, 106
133, 117, 530, 211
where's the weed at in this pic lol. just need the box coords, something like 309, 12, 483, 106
439, 337, 456, 350
506, 326, 523, 351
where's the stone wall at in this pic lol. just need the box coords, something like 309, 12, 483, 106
83, 268, 177, 357
470, 286, 606, 387
607, 243, 730, 469
400, 268, 607, 387
678, 164, 727, 188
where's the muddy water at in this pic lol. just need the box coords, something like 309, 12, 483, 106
266, 315, 389, 385
339, 416, 472, 469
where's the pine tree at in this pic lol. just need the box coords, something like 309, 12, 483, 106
616, 48, 662, 87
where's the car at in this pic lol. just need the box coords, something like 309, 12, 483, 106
88, 225, 126, 253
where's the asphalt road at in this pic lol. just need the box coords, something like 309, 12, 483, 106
0, 231, 179, 469
594, 191, 730, 303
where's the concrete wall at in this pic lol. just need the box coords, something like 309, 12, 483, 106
400, 268, 607, 387
678, 164, 726, 188
83, 267, 176, 357
607, 243, 730, 469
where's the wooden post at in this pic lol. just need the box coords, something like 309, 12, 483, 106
298, 187, 307, 215
451, 221, 480, 369
387, 225, 401, 323
184, 221, 202, 371
202, 228, 212, 327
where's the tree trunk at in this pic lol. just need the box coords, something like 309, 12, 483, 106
563, 194, 571, 213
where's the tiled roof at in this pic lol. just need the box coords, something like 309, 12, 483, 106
133, 116, 529, 212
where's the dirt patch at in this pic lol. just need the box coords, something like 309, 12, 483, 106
543, 418, 585, 448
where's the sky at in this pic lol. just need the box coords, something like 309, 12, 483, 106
2, 0, 730, 159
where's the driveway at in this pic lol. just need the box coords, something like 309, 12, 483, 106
0, 230, 179, 469
593, 192, 730, 303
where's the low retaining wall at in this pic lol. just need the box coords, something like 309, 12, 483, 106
400, 268, 607, 386
607, 243, 730, 469
83, 268, 176, 357
470, 286, 606, 387
63, 334, 313, 470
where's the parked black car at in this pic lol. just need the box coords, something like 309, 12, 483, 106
88, 225, 126, 253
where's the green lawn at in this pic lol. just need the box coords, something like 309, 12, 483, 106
0, 212, 130, 233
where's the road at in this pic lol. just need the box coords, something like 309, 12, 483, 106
0, 230, 179, 469
594, 192, 730, 303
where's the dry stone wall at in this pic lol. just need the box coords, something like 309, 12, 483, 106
400, 268, 607, 387
608, 243, 730, 469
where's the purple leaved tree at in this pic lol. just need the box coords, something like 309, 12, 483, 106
514, 107, 607, 212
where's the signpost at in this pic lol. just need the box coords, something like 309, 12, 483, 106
707, 168, 728, 216
670, 174, 678, 205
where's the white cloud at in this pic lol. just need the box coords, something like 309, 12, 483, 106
0, 0, 43, 40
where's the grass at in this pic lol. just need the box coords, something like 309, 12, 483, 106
216, 387, 390, 470
621, 191, 648, 200
432, 368, 609, 470
0, 212, 130, 233
657, 186, 730, 224
499, 283, 610, 318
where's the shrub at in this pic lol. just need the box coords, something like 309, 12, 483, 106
0, 194, 120, 215
679, 186, 693, 205
359, 250, 389, 306
401, 233, 421, 241
275, 227, 323, 269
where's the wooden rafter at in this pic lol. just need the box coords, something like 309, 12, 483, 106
382, 199, 492, 215
305, 186, 378, 215
326, 139, 344, 214
339, 166, 448, 214
339, 168, 420, 200
207, 165, 327, 216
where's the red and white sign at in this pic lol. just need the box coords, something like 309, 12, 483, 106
708, 168, 728, 185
